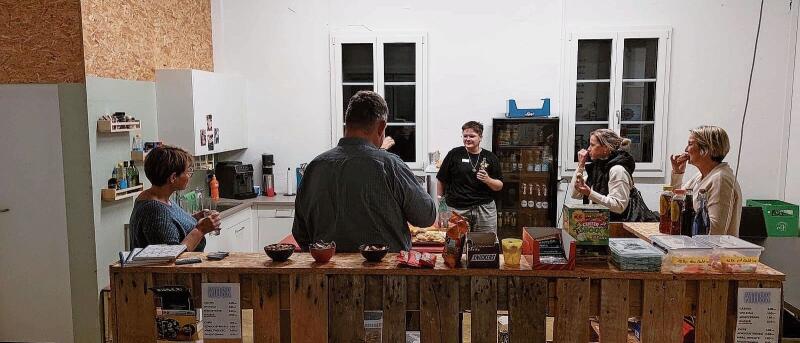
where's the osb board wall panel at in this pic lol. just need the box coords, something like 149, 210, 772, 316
0, 0, 86, 83
81, 0, 213, 81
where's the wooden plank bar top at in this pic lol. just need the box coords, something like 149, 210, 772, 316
622, 222, 661, 243
110, 225, 785, 343
110, 251, 784, 281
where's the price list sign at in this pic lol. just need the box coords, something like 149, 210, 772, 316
202, 283, 242, 339
736, 288, 781, 343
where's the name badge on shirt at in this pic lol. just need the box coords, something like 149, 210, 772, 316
461, 158, 470, 163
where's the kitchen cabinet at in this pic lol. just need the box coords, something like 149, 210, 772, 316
214, 207, 254, 252
256, 205, 295, 248
156, 69, 247, 156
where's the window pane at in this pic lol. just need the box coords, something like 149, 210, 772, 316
623, 38, 658, 79
385, 126, 416, 162
574, 124, 607, 162
342, 43, 373, 82
621, 82, 656, 121
621, 124, 654, 162
576, 82, 610, 121
385, 85, 415, 123
577, 40, 612, 80
384, 43, 415, 82
342, 85, 373, 118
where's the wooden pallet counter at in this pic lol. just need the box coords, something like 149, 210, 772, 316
110, 252, 784, 343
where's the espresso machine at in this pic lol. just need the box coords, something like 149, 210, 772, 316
215, 161, 257, 199
262, 154, 275, 197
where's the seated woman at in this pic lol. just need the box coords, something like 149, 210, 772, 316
670, 125, 742, 235
571, 129, 656, 221
129, 145, 220, 251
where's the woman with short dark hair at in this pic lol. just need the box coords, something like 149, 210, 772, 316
129, 145, 220, 251
436, 121, 504, 232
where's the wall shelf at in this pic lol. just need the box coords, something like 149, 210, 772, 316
97, 120, 141, 133
101, 185, 143, 202
131, 151, 147, 162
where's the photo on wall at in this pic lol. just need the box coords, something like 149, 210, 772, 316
205, 114, 214, 151
200, 129, 207, 146
214, 128, 220, 144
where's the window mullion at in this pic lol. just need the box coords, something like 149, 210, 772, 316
375, 38, 384, 96
611, 33, 623, 132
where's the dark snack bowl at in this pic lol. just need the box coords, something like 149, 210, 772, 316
264, 243, 295, 262
309, 241, 336, 263
359, 244, 389, 262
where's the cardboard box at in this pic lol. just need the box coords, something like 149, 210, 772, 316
562, 204, 609, 245
522, 227, 576, 270
465, 232, 499, 268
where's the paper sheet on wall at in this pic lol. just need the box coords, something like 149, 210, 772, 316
736, 287, 781, 343
202, 283, 241, 339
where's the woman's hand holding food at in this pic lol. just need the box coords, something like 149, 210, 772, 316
575, 178, 591, 196
670, 153, 689, 174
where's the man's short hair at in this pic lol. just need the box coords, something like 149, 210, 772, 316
345, 91, 388, 131
461, 121, 484, 136
144, 145, 194, 186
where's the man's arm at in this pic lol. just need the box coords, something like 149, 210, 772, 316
391, 159, 436, 227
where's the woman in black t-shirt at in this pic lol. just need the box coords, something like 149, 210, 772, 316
436, 121, 503, 232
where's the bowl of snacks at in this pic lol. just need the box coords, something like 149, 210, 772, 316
263, 243, 295, 262
359, 244, 389, 262
309, 241, 336, 263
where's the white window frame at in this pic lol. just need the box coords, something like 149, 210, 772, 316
563, 28, 671, 177
330, 32, 428, 170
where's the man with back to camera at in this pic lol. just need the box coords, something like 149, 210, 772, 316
292, 91, 437, 252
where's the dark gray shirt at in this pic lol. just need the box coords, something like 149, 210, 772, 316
292, 137, 437, 252
130, 199, 205, 251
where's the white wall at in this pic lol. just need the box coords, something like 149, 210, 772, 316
0, 85, 75, 342
786, 10, 800, 205
213, 0, 799, 207
86, 77, 160, 292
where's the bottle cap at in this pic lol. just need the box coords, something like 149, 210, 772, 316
662, 185, 674, 191
673, 189, 687, 195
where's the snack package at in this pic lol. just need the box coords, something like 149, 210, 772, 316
396, 250, 436, 268
443, 212, 469, 268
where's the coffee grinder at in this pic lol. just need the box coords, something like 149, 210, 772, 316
262, 154, 275, 197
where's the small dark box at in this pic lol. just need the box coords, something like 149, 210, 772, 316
465, 232, 500, 268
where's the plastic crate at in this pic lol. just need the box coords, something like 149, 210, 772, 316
746, 200, 799, 237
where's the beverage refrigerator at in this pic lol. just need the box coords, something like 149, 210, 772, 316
492, 118, 560, 240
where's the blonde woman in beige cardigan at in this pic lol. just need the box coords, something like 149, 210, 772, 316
670, 126, 742, 236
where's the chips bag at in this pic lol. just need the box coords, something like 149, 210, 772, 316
443, 212, 469, 268
396, 250, 437, 268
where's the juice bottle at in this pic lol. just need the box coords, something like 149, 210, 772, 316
659, 185, 674, 234
670, 189, 686, 235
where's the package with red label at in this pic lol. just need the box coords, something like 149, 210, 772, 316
396, 250, 437, 268
443, 212, 469, 268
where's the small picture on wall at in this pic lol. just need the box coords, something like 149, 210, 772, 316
206, 114, 213, 131
214, 128, 220, 144
200, 129, 207, 146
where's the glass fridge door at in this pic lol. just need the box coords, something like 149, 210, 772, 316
493, 119, 559, 240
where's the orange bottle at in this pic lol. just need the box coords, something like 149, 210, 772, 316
210, 175, 220, 200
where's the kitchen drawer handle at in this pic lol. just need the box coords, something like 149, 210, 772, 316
274, 209, 294, 218
235, 226, 246, 233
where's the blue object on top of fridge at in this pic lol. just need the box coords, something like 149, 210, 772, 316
506, 98, 550, 118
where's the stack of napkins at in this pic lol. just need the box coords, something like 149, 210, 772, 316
608, 238, 663, 271
119, 244, 187, 267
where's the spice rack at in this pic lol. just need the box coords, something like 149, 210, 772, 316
97, 119, 141, 133
131, 150, 147, 162
102, 185, 143, 202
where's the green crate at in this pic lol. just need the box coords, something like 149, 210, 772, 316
746, 199, 799, 237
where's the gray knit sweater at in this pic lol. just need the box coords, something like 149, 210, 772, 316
130, 199, 205, 251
